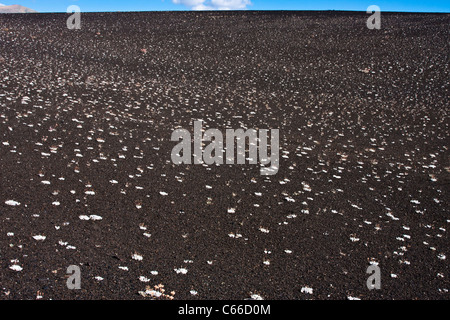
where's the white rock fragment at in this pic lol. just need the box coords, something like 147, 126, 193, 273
386, 212, 399, 221
9, 265, 23, 272
5, 200, 20, 206
301, 286, 313, 294
141, 289, 162, 298
174, 268, 188, 274
250, 293, 264, 300
132, 253, 143, 261
139, 276, 151, 282
79, 215, 102, 221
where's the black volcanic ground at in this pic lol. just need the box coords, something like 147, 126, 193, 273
0, 11, 448, 300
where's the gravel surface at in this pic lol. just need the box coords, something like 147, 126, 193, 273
0, 11, 449, 300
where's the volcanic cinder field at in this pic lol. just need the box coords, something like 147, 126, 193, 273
0, 11, 448, 300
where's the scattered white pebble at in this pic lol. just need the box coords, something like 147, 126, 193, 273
132, 253, 143, 261
139, 276, 150, 282
9, 265, 23, 272
250, 293, 264, 300
174, 268, 188, 274
301, 286, 313, 294
5, 200, 20, 206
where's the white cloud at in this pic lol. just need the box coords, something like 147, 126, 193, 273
211, 0, 251, 10
173, 0, 206, 7
172, 0, 251, 10
192, 4, 214, 11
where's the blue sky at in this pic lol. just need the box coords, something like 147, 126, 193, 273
0, 0, 449, 13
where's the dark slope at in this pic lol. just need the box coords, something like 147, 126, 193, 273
0, 12, 448, 300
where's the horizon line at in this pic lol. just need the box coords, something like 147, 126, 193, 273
4, 9, 450, 14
